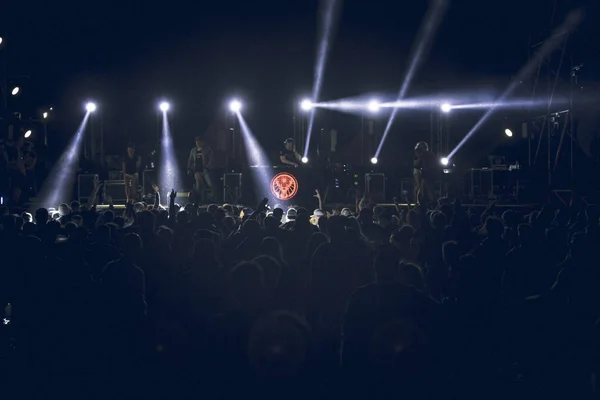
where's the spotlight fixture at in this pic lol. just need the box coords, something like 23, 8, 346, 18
367, 100, 381, 113
159, 101, 170, 112
301, 156, 309, 164
300, 99, 313, 112
370, 157, 378, 164
440, 157, 449, 166
43, 112, 48, 119
504, 129, 513, 137
440, 103, 452, 113
24, 130, 32, 139
0, 37, 3, 45
11, 87, 19, 96
86, 102, 97, 113
229, 99, 242, 113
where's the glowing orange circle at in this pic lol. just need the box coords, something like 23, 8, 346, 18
270, 172, 299, 201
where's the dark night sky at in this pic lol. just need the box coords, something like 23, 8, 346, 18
2, 0, 599, 166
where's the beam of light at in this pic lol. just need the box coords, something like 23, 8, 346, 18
440, 157, 449, 166
159, 111, 181, 202
448, 99, 562, 110
229, 99, 242, 113
448, 9, 583, 160
36, 112, 92, 209
370, 157, 378, 165
11, 87, 19, 95
234, 111, 275, 204
374, 0, 449, 159
86, 102, 97, 112
303, 0, 342, 158
159, 101, 170, 112
301, 156, 309, 164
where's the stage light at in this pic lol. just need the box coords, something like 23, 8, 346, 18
229, 99, 242, 113
24, 130, 32, 139
440, 157, 449, 166
301, 156, 308, 164
0, 37, 3, 45
159, 101, 170, 112
367, 100, 381, 113
300, 99, 313, 112
11, 87, 19, 96
86, 102, 97, 113
43, 112, 48, 119
370, 157, 378, 164
504, 129, 513, 137
440, 103, 452, 113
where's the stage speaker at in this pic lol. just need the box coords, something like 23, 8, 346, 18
365, 173, 386, 203
223, 173, 242, 204
78, 174, 98, 203
143, 169, 157, 195
104, 180, 127, 203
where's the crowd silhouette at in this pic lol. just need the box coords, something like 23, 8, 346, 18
1, 188, 599, 399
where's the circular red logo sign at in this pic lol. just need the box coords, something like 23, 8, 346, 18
270, 172, 299, 201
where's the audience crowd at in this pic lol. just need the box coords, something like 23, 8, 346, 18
1, 187, 600, 399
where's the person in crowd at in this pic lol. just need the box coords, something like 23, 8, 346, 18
123, 143, 142, 204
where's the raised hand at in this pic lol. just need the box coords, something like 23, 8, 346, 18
314, 189, 321, 199
170, 189, 177, 200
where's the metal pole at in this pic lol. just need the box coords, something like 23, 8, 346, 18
43, 122, 47, 147
100, 113, 104, 168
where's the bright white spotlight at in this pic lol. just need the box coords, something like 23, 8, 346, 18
367, 100, 381, 113
24, 130, 32, 139
229, 99, 242, 113
0, 37, 3, 45
300, 99, 313, 112
86, 102, 97, 113
159, 101, 170, 112
43, 112, 48, 119
505, 129, 513, 137
441, 157, 449, 166
11, 87, 19, 96
440, 103, 452, 113
301, 156, 309, 164
370, 157, 378, 164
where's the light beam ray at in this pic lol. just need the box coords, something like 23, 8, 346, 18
303, 0, 342, 158
448, 9, 583, 159
375, 0, 449, 158
36, 112, 92, 209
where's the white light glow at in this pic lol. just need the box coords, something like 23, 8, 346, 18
441, 157, 449, 166
505, 129, 513, 137
229, 99, 242, 113
159, 101, 170, 112
370, 157, 378, 164
0, 37, 3, 45
43, 112, 48, 119
367, 100, 381, 113
301, 156, 309, 164
86, 102, 97, 113
300, 99, 313, 112
24, 130, 32, 139
440, 103, 452, 113
11, 87, 19, 96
